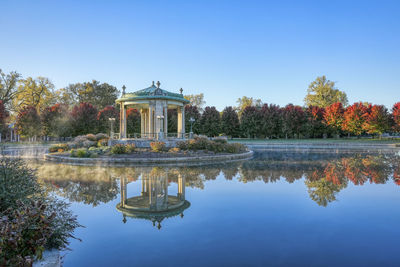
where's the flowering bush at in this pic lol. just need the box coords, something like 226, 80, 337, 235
150, 142, 166, 152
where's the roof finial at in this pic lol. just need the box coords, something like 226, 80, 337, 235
152, 81, 155, 86
122, 85, 126, 95
180, 88, 183, 95
156, 81, 160, 88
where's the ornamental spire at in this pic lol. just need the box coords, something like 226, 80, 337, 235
180, 88, 183, 94
156, 81, 161, 88
122, 85, 126, 95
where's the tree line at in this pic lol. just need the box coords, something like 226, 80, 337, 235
1, 68, 399, 140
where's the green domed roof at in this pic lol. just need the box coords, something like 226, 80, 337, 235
116, 82, 190, 104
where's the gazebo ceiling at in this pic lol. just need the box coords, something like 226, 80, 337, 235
116, 81, 190, 104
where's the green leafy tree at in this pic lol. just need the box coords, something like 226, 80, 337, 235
304, 76, 348, 107
236, 96, 262, 117
0, 101, 9, 136
221, 106, 240, 137
57, 80, 119, 109
200, 106, 220, 137
184, 93, 206, 112
0, 69, 21, 112
14, 77, 56, 113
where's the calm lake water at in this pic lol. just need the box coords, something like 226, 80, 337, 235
32, 148, 400, 266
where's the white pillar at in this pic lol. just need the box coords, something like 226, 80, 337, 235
164, 106, 168, 137
140, 109, 145, 138
177, 107, 182, 138
149, 105, 154, 139
119, 103, 127, 139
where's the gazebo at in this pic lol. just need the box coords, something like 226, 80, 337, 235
116, 81, 190, 139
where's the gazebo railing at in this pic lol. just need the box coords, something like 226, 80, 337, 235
118, 132, 188, 139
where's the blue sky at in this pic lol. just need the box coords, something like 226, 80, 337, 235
1, 0, 399, 110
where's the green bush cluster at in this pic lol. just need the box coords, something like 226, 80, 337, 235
110, 144, 135, 154
71, 147, 110, 158
0, 158, 80, 266
49, 143, 69, 153
177, 137, 247, 154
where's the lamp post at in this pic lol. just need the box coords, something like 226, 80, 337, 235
156, 115, 165, 140
189, 117, 195, 139
109, 118, 116, 139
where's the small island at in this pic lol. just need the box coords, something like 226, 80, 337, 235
45, 133, 253, 165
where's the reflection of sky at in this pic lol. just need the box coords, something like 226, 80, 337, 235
38, 151, 400, 267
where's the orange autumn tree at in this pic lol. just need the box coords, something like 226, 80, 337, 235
323, 102, 344, 136
342, 102, 368, 137
362, 104, 391, 137
392, 102, 400, 133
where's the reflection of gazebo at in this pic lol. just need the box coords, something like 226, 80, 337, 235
115, 81, 190, 139
116, 169, 190, 229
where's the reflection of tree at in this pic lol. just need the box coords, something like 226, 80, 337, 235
47, 178, 119, 206
305, 178, 345, 207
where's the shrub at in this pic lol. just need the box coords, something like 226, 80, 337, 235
213, 137, 228, 144
150, 142, 166, 152
97, 138, 109, 147
224, 143, 247, 153
82, 140, 96, 148
169, 147, 180, 153
95, 133, 108, 141
206, 141, 225, 153
125, 144, 135, 153
1, 200, 54, 266
70, 149, 77, 157
86, 133, 97, 141
176, 141, 188, 150
49, 143, 69, 153
111, 144, 126, 154
76, 148, 89, 158
0, 158, 80, 265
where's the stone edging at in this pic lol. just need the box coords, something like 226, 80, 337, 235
44, 150, 254, 166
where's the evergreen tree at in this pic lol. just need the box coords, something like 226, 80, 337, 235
200, 106, 220, 137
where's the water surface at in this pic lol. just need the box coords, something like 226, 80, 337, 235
33, 149, 400, 266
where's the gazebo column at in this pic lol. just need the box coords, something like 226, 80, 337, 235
140, 109, 145, 138
164, 106, 168, 138
120, 103, 127, 139
148, 105, 154, 139
177, 106, 185, 138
